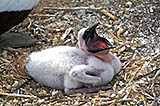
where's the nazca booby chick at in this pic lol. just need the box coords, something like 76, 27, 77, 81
25, 23, 121, 94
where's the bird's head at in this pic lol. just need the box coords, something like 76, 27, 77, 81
78, 23, 115, 56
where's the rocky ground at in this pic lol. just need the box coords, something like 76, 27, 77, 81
0, 0, 160, 105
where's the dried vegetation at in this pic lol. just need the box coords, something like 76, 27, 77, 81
0, 0, 160, 105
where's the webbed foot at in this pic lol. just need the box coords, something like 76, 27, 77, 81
65, 84, 112, 95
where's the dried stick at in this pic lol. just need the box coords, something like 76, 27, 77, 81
109, 67, 141, 106
123, 52, 136, 69
100, 9, 117, 20
44, 7, 103, 11
135, 53, 160, 80
109, 32, 124, 43
0, 92, 37, 98
110, 58, 146, 106
109, 32, 136, 47
29, 14, 56, 17
117, 27, 124, 37
27, 17, 32, 29
61, 28, 73, 40
118, 98, 137, 103
135, 69, 159, 80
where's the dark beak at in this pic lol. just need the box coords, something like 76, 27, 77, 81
83, 23, 115, 53
83, 23, 99, 43
88, 46, 115, 53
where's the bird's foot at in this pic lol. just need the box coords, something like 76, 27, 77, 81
65, 84, 112, 95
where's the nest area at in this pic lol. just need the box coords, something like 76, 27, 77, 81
0, 0, 160, 105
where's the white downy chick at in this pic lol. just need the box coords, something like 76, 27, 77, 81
25, 23, 121, 94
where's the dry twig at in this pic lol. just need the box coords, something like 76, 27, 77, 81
61, 28, 73, 40
123, 52, 136, 69
109, 67, 142, 106
27, 17, 32, 29
0, 92, 37, 98
100, 9, 117, 20
44, 7, 103, 11
29, 14, 56, 17
135, 69, 159, 80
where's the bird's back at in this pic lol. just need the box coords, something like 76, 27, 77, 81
25, 46, 88, 89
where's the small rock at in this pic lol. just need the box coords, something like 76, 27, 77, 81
42, 90, 47, 96
104, 0, 110, 5
110, 93, 116, 97
74, 17, 79, 21
158, 96, 160, 104
125, 8, 130, 14
24, 103, 32, 106
119, 11, 123, 15
101, 16, 106, 20
6, 85, 11, 90
157, 27, 160, 33
126, 1, 133, 8
13, 99, 18, 103
12, 81, 19, 88
55, 29, 61, 32
137, 101, 144, 105
113, 20, 120, 25
149, 7, 154, 13
155, 48, 160, 54
37, 99, 45, 104
104, 24, 112, 28
51, 90, 59, 97
124, 15, 130, 19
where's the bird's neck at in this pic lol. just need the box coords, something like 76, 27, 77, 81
95, 52, 115, 63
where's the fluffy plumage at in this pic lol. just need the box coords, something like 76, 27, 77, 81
25, 25, 121, 94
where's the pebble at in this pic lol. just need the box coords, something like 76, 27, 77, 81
157, 27, 160, 33
125, 8, 130, 14
137, 101, 144, 105
13, 99, 19, 104
101, 16, 106, 20
103, 24, 112, 28
12, 81, 19, 88
113, 20, 120, 25
126, 1, 133, 8
149, 7, 154, 13
6, 85, 11, 90
37, 99, 46, 104
24, 103, 32, 106
119, 11, 123, 15
42, 90, 47, 96
51, 91, 59, 97
124, 15, 130, 19
158, 96, 160, 104
110, 93, 116, 97
74, 17, 79, 21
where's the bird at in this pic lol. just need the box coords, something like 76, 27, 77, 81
25, 23, 121, 94
0, 0, 40, 35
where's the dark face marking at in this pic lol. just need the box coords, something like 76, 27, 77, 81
82, 23, 115, 54
83, 23, 99, 44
